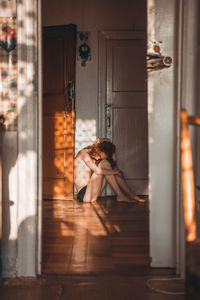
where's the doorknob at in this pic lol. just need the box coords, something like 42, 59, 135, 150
107, 116, 111, 128
105, 104, 112, 128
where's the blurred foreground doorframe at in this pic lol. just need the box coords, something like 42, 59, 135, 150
148, 0, 200, 277
147, 0, 179, 270
16, 0, 43, 276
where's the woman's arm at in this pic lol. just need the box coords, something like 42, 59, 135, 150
81, 150, 120, 176
99, 167, 120, 176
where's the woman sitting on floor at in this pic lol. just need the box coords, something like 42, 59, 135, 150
74, 139, 146, 203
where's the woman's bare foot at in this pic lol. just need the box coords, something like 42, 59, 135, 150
116, 195, 133, 203
131, 194, 146, 204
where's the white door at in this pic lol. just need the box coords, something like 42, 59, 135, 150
99, 31, 148, 195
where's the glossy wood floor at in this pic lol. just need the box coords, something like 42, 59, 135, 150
2, 198, 185, 300
42, 196, 166, 276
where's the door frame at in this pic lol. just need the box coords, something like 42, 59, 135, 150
16, 0, 43, 276
37, 0, 43, 275
147, 0, 199, 275
16, 0, 198, 276
98, 26, 178, 268
147, 0, 178, 269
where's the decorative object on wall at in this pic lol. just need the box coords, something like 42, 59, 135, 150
0, 23, 16, 53
77, 32, 91, 67
0, 17, 17, 131
146, 41, 172, 72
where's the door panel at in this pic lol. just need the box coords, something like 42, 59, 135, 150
43, 116, 65, 178
113, 92, 146, 108
113, 41, 146, 91
113, 109, 148, 178
43, 25, 76, 200
43, 95, 66, 113
43, 37, 64, 94
106, 35, 148, 194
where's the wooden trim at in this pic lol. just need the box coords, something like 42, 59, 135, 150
175, 0, 184, 276
37, 0, 42, 276
180, 109, 197, 242
188, 115, 200, 126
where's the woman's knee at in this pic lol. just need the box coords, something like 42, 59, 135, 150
99, 159, 112, 169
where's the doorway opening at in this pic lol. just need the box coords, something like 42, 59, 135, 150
41, 0, 150, 275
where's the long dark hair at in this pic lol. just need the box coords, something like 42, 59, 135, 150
85, 141, 116, 168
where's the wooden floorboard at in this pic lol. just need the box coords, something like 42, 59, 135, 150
42, 196, 174, 276
2, 275, 185, 300
1, 203, 183, 300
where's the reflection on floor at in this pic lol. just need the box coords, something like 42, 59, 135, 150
42, 196, 164, 276
1, 197, 185, 300
2, 275, 185, 300
42, 196, 151, 274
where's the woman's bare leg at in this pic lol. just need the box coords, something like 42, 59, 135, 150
115, 174, 146, 203
99, 160, 132, 202
82, 160, 137, 203
83, 172, 107, 202
83, 173, 103, 202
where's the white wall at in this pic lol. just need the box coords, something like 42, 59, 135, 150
0, 0, 18, 277
1, 132, 18, 277
42, 0, 146, 153
147, 0, 177, 267
1, 0, 39, 277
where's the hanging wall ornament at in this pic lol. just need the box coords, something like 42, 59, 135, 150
0, 23, 16, 53
77, 32, 91, 67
